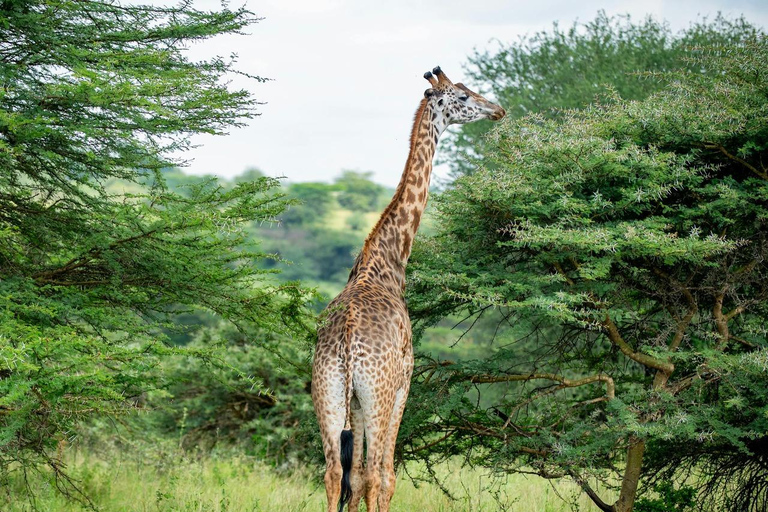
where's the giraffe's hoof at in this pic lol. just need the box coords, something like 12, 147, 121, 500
432, 66, 442, 75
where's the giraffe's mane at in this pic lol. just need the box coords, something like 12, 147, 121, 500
353, 97, 430, 272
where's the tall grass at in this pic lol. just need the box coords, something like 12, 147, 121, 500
4, 448, 605, 512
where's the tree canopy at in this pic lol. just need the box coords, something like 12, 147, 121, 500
441, 12, 762, 178
335, 170, 387, 212
0, 0, 314, 500
406, 33, 768, 512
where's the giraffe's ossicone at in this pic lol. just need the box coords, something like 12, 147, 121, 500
312, 66, 505, 512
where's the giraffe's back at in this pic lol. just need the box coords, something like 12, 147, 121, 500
314, 276, 413, 402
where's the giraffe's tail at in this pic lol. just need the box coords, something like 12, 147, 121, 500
338, 429, 353, 512
338, 320, 355, 512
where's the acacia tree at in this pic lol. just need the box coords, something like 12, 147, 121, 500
404, 38, 768, 511
442, 12, 761, 178
0, 0, 313, 500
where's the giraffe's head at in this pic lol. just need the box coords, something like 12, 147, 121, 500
423, 66, 505, 125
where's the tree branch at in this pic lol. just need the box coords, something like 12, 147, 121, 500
404, 430, 456, 455
569, 471, 614, 512
713, 291, 730, 350
468, 371, 616, 399
649, 268, 699, 388
602, 315, 674, 373
704, 142, 768, 180
730, 335, 757, 349
724, 304, 746, 322
655, 269, 698, 352
32, 228, 161, 282
553, 261, 575, 286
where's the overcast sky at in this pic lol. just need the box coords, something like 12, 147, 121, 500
178, 0, 768, 187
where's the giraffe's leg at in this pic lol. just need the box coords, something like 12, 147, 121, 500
378, 385, 410, 512
322, 441, 342, 512
360, 394, 395, 512
312, 362, 347, 512
347, 396, 365, 512
363, 421, 387, 512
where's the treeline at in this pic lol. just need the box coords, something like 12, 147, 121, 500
257, 170, 392, 291
152, 168, 392, 295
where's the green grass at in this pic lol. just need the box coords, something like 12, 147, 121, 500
5, 449, 607, 512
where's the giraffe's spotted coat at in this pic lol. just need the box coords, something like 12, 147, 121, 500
312, 66, 505, 512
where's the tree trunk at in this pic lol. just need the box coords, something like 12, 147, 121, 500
612, 436, 646, 512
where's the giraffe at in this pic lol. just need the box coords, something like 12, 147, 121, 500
312, 66, 505, 512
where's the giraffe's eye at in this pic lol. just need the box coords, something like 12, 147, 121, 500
459, 95, 469, 101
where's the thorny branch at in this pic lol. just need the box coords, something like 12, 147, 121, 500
703, 142, 768, 180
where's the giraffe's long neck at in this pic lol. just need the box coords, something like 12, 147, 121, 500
351, 98, 444, 290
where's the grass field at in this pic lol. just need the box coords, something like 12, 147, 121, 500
6, 449, 607, 512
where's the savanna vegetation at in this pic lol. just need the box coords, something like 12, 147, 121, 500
406, 16, 768, 512
0, 0, 313, 504
1, 2, 766, 512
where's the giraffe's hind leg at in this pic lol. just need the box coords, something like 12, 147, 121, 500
322, 440, 342, 512
312, 363, 347, 512
356, 389, 396, 512
378, 385, 410, 512
347, 395, 365, 511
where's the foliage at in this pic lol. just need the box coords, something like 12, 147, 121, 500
234, 168, 268, 184
280, 182, 335, 228
335, 170, 386, 212
635, 482, 696, 512
83, 169, 390, 465
406, 36, 768, 511
0, 0, 315, 502
442, 12, 762, 178
258, 216, 363, 286
89, 169, 392, 467
641, 349, 768, 511
256, 176, 391, 289
144, 321, 314, 463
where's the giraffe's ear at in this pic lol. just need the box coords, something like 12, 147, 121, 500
424, 88, 437, 98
